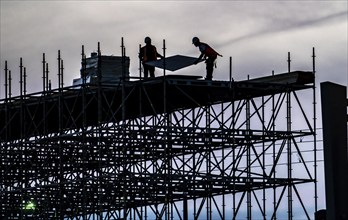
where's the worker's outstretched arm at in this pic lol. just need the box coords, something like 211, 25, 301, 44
158, 53, 164, 59
193, 53, 204, 64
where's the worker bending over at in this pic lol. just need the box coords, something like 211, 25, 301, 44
192, 37, 222, 80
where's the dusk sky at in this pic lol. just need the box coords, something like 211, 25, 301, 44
1, 1, 347, 93
1, 0, 347, 216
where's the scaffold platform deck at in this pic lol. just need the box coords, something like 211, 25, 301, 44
0, 71, 313, 142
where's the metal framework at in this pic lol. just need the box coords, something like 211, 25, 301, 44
0, 45, 317, 219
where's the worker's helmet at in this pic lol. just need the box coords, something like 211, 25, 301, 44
144, 37, 151, 44
192, 37, 200, 45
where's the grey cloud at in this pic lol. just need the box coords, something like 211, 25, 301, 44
220, 10, 348, 47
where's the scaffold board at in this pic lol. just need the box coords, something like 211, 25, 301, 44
145, 55, 204, 71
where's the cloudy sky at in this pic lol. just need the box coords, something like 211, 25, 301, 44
1, 0, 347, 94
1, 0, 347, 215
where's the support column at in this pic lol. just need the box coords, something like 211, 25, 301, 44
320, 82, 348, 220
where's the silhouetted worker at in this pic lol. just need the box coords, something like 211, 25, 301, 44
192, 37, 222, 80
139, 37, 163, 78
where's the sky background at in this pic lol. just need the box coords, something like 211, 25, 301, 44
1, 0, 347, 217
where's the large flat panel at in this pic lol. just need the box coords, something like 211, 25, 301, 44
146, 55, 203, 71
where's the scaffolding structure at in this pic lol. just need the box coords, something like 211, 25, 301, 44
0, 44, 317, 219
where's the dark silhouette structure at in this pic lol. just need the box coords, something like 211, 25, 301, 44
321, 82, 348, 220
0, 44, 318, 219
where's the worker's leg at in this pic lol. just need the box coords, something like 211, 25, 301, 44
206, 59, 214, 80
143, 65, 149, 78
149, 66, 155, 77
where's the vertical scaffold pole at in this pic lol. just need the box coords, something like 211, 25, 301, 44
163, 42, 169, 217
246, 96, 251, 220
287, 52, 293, 220
81, 44, 87, 220
61, 60, 64, 89
97, 41, 102, 219
4, 61, 8, 100
24, 67, 27, 96
162, 38, 170, 220
232, 94, 236, 220
8, 70, 12, 99
4, 61, 8, 153
262, 94, 266, 220
45, 63, 49, 91
139, 44, 142, 79
42, 53, 46, 92
19, 57, 25, 220
58, 50, 61, 89
121, 37, 126, 81
121, 37, 126, 121
81, 45, 86, 85
206, 105, 212, 220
137, 40, 145, 219
57, 49, 64, 219
61, 60, 64, 88
222, 102, 225, 220
19, 57, 23, 97
193, 107, 197, 220
163, 39, 166, 78
97, 42, 101, 83
163, 39, 167, 113
229, 56, 232, 88
121, 37, 128, 219
272, 70, 277, 220
312, 47, 318, 213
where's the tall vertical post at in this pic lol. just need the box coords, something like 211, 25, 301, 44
287, 51, 293, 220
19, 57, 23, 97
45, 63, 49, 91
82, 44, 88, 220
121, 37, 125, 81
4, 61, 8, 143
162, 39, 167, 114
19, 57, 25, 220
4, 61, 8, 100
97, 42, 101, 82
229, 56, 232, 88
287, 52, 291, 73
246, 97, 251, 220
232, 97, 236, 220
8, 70, 12, 99
193, 107, 197, 220
163, 41, 168, 216
97, 41, 102, 219
138, 41, 145, 218
81, 45, 86, 85
262, 95, 266, 220
42, 53, 46, 92
222, 101, 225, 219
312, 47, 318, 214
271, 70, 277, 220
121, 37, 127, 219
58, 50, 61, 89
139, 44, 142, 79
57, 49, 63, 219
206, 105, 212, 220
24, 67, 27, 96
163, 39, 166, 77
162, 38, 169, 219
61, 60, 64, 88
